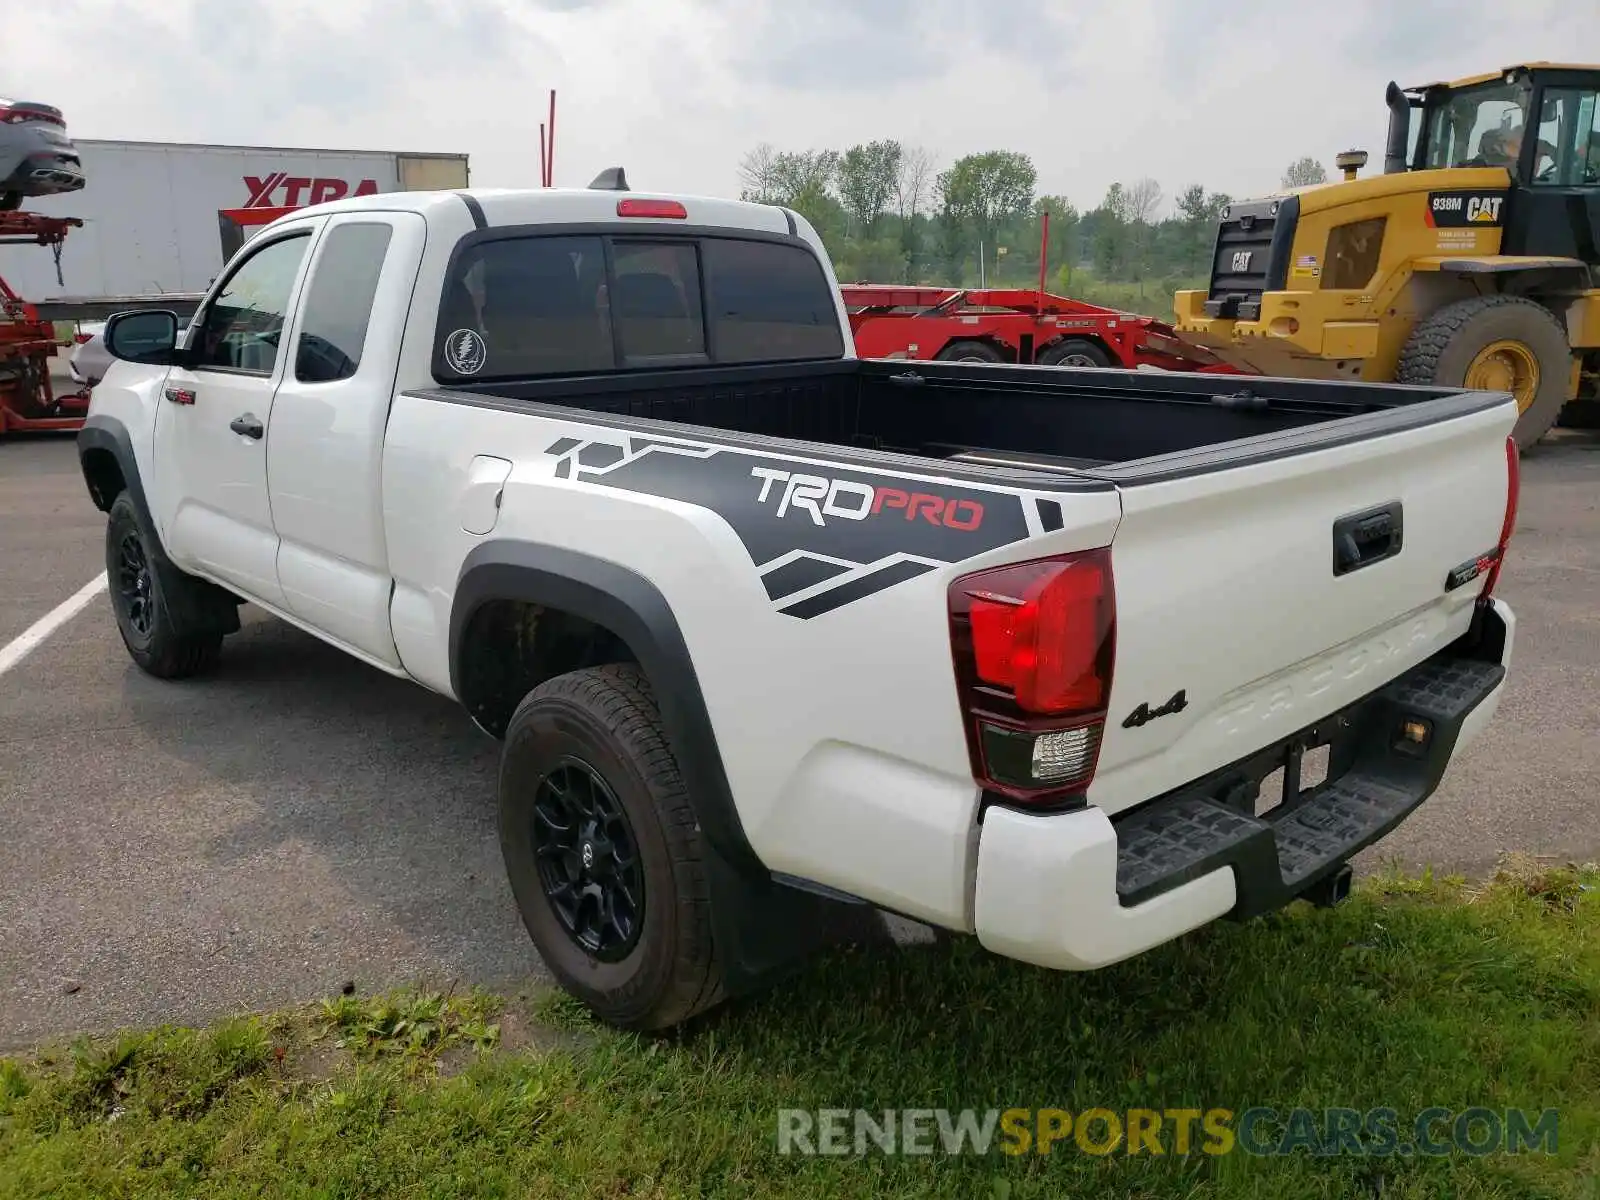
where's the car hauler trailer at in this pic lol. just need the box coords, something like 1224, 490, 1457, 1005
7, 139, 468, 321
842, 283, 1242, 373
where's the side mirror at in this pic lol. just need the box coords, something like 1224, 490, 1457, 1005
104, 309, 180, 365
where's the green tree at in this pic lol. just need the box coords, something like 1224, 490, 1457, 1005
735, 141, 1260, 303
837, 140, 901, 237
1173, 183, 1231, 275
736, 143, 783, 204
1033, 195, 1080, 279
738, 147, 843, 239
1123, 177, 1163, 284
1091, 183, 1129, 278
936, 151, 1038, 269
893, 145, 937, 279
1282, 156, 1328, 187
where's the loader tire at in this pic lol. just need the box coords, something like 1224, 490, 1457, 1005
935, 340, 1005, 364
1397, 295, 1571, 451
498, 664, 727, 1032
105, 492, 224, 678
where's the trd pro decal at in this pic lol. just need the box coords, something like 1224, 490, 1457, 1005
544, 435, 1042, 618
750, 466, 985, 531
1425, 190, 1507, 228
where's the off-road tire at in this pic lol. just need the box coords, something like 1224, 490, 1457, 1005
105, 492, 224, 678
498, 664, 725, 1031
1039, 337, 1113, 368
935, 339, 1005, 364
1397, 294, 1571, 451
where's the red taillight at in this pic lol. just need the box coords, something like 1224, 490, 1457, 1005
1, 105, 65, 127
616, 198, 687, 219
949, 548, 1116, 805
1482, 435, 1519, 598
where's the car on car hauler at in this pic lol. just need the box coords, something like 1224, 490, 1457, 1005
76, 175, 1519, 1030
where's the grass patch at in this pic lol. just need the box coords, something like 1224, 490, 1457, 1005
317, 986, 501, 1068
2, 867, 1597, 1198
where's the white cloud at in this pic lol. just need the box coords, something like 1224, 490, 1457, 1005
5, 0, 1599, 214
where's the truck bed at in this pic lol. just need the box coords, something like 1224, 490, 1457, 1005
439, 357, 1493, 483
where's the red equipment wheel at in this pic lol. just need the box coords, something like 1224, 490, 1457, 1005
1040, 338, 1113, 368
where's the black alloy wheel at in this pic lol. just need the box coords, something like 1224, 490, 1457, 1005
114, 529, 155, 640
531, 756, 645, 961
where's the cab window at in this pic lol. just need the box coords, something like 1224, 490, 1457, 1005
1423, 82, 1530, 173
432, 232, 842, 382
191, 233, 311, 374
610, 241, 706, 362
1530, 88, 1600, 186
295, 223, 394, 383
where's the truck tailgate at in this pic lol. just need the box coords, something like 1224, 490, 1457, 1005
1088, 396, 1517, 816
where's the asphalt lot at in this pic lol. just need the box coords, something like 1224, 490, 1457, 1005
2, 430, 1599, 1050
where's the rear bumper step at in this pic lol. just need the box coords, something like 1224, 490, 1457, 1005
1112, 617, 1507, 920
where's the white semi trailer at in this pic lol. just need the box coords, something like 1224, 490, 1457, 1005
10, 139, 468, 320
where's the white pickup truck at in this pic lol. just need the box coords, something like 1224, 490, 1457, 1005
77, 176, 1520, 1030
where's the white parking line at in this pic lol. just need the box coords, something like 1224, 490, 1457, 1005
0, 574, 109, 678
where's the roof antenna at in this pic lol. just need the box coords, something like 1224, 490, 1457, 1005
588, 168, 630, 191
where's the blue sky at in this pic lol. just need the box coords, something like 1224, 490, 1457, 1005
6, 0, 1598, 214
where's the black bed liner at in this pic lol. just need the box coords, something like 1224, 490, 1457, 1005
418, 356, 1510, 486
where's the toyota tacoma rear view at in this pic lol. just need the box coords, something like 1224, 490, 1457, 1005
75, 176, 1519, 1030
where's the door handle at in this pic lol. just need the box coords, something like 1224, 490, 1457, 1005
229, 413, 265, 440
164, 386, 196, 405
1332, 501, 1403, 576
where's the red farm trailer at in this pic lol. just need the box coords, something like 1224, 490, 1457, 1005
841, 282, 1242, 374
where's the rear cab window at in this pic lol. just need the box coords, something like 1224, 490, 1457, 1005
432, 228, 843, 383
295, 222, 394, 383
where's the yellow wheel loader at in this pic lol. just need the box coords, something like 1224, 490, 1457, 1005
1175, 63, 1600, 449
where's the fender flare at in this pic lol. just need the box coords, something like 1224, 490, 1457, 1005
77, 414, 239, 633
77, 415, 168, 563
451, 539, 762, 875
451, 539, 866, 994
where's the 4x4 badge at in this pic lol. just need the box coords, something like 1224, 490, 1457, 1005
1123, 689, 1189, 729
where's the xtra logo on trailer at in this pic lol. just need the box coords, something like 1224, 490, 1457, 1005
241, 173, 381, 208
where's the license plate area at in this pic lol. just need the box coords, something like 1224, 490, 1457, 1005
1208, 714, 1355, 823
1253, 741, 1333, 818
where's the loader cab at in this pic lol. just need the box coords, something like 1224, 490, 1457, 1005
1391, 64, 1600, 265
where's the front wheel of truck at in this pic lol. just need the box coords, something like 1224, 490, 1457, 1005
498, 664, 726, 1031
105, 492, 224, 679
